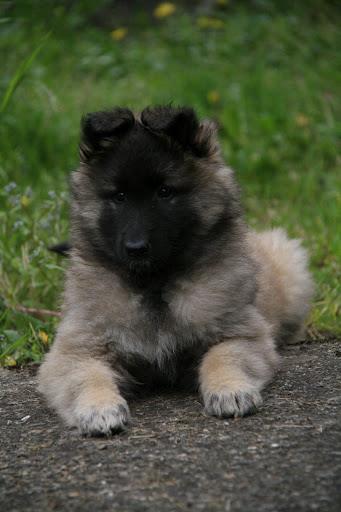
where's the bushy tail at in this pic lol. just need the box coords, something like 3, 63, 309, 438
249, 229, 314, 343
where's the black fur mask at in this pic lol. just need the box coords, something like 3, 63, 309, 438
68, 106, 240, 287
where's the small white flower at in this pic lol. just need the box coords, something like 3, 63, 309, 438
4, 182, 17, 193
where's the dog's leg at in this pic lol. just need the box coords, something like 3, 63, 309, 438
38, 347, 130, 436
199, 337, 279, 418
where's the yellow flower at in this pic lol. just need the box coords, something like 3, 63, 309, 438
197, 16, 224, 29
111, 28, 128, 41
38, 330, 49, 345
216, 0, 229, 6
3, 356, 17, 367
20, 195, 30, 207
295, 114, 310, 127
154, 3, 176, 19
207, 90, 221, 104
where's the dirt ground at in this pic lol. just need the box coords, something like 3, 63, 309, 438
1, 340, 340, 512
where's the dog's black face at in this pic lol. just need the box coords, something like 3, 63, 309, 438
72, 106, 239, 286
94, 125, 199, 279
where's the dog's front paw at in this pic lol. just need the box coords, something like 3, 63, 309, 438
203, 388, 262, 418
76, 400, 131, 436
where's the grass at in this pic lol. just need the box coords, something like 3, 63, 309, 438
0, 1, 340, 365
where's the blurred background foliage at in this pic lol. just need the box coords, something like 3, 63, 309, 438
0, 0, 340, 365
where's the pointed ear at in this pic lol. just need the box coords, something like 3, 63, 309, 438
141, 106, 199, 152
80, 108, 134, 162
193, 119, 221, 158
141, 106, 220, 158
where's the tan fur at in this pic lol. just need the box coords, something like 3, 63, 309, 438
38, 342, 130, 434
247, 228, 314, 342
38, 109, 314, 435
200, 336, 278, 393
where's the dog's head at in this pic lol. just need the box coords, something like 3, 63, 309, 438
71, 106, 241, 284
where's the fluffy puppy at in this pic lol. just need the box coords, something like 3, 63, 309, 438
38, 106, 313, 435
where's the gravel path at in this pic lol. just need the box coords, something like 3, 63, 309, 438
1, 340, 340, 512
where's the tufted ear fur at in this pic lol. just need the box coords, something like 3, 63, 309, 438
194, 119, 221, 159
141, 105, 220, 158
80, 108, 135, 162
141, 105, 199, 150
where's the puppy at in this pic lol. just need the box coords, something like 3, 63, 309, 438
38, 106, 313, 435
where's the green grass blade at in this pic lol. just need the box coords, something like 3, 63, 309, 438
0, 32, 51, 113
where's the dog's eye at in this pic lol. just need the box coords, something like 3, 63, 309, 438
102, 190, 127, 203
113, 191, 126, 203
157, 186, 175, 199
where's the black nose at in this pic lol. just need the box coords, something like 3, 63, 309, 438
125, 239, 149, 258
